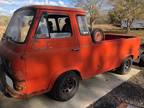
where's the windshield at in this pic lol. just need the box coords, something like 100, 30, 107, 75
5, 9, 35, 43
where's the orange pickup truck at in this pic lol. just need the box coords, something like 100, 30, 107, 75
0, 5, 141, 101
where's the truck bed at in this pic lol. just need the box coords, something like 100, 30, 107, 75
105, 34, 138, 40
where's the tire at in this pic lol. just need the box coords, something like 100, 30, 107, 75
91, 28, 105, 43
115, 57, 133, 75
0, 64, 6, 92
139, 54, 144, 67
50, 72, 80, 101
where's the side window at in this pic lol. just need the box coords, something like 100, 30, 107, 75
36, 15, 49, 38
48, 18, 57, 32
77, 16, 90, 35
48, 15, 72, 38
35, 14, 72, 39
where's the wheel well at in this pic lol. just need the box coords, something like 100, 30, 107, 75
70, 70, 82, 80
49, 70, 82, 92
118, 55, 133, 67
129, 55, 134, 59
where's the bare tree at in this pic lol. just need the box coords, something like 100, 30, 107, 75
108, 0, 144, 32
73, 0, 104, 29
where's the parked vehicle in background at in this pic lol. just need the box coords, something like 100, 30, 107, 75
138, 43, 144, 66
0, 5, 141, 101
121, 20, 144, 29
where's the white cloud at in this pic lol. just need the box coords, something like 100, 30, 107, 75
58, 1, 67, 6
48, 1, 67, 6
0, 0, 14, 4
0, 7, 3, 11
0, 0, 69, 15
10, 9, 16, 14
0, 7, 6, 12
48, 1, 57, 5
0, 0, 67, 6
28, 0, 67, 6
0, 7, 9, 15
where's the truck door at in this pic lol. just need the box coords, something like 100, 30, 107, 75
25, 11, 80, 94
76, 15, 109, 79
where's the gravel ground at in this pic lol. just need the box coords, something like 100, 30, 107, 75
87, 70, 144, 108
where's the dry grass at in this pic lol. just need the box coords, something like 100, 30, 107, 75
94, 24, 120, 30
0, 15, 9, 39
95, 24, 144, 40
0, 26, 6, 39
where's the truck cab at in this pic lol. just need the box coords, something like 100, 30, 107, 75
0, 5, 141, 101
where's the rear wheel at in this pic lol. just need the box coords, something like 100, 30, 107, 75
139, 54, 144, 67
115, 57, 133, 75
50, 72, 80, 101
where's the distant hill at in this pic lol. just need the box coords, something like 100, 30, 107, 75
0, 15, 10, 38
0, 15, 10, 26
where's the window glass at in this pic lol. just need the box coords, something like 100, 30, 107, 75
77, 16, 90, 35
35, 14, 72, 39
58, 17, 68, 31
5, 9, 35, 43
36, 15, 49, 38
48, 15, 72, 38
48, 18, 57, 32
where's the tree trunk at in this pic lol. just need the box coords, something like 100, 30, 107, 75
90, 17, 93, 30
126, 19, 134, 32
126, 19, 131, 32
127, 26, 131, 32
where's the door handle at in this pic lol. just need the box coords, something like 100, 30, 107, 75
72, 48, 80, 51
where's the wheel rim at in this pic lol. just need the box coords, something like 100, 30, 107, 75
61, 77, 77, 94
124, 59, 131, 71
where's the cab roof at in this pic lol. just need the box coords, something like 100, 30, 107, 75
17, 5, 86, 13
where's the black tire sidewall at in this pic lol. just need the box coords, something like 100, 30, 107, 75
139, 54, 144, 67
50, 72, 80, 101
121, 57, 133, 74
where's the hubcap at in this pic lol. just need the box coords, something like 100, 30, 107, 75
61, 77, 76, 94
124, 59, 131, 71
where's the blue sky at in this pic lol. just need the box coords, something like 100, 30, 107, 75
0, 0, 71, 15
0, 0, 111, 15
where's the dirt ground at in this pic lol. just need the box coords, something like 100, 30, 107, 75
87, 69, 144, 108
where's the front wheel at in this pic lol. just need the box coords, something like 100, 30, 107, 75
49, 72, 80, 101
115, 57, 133, 75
